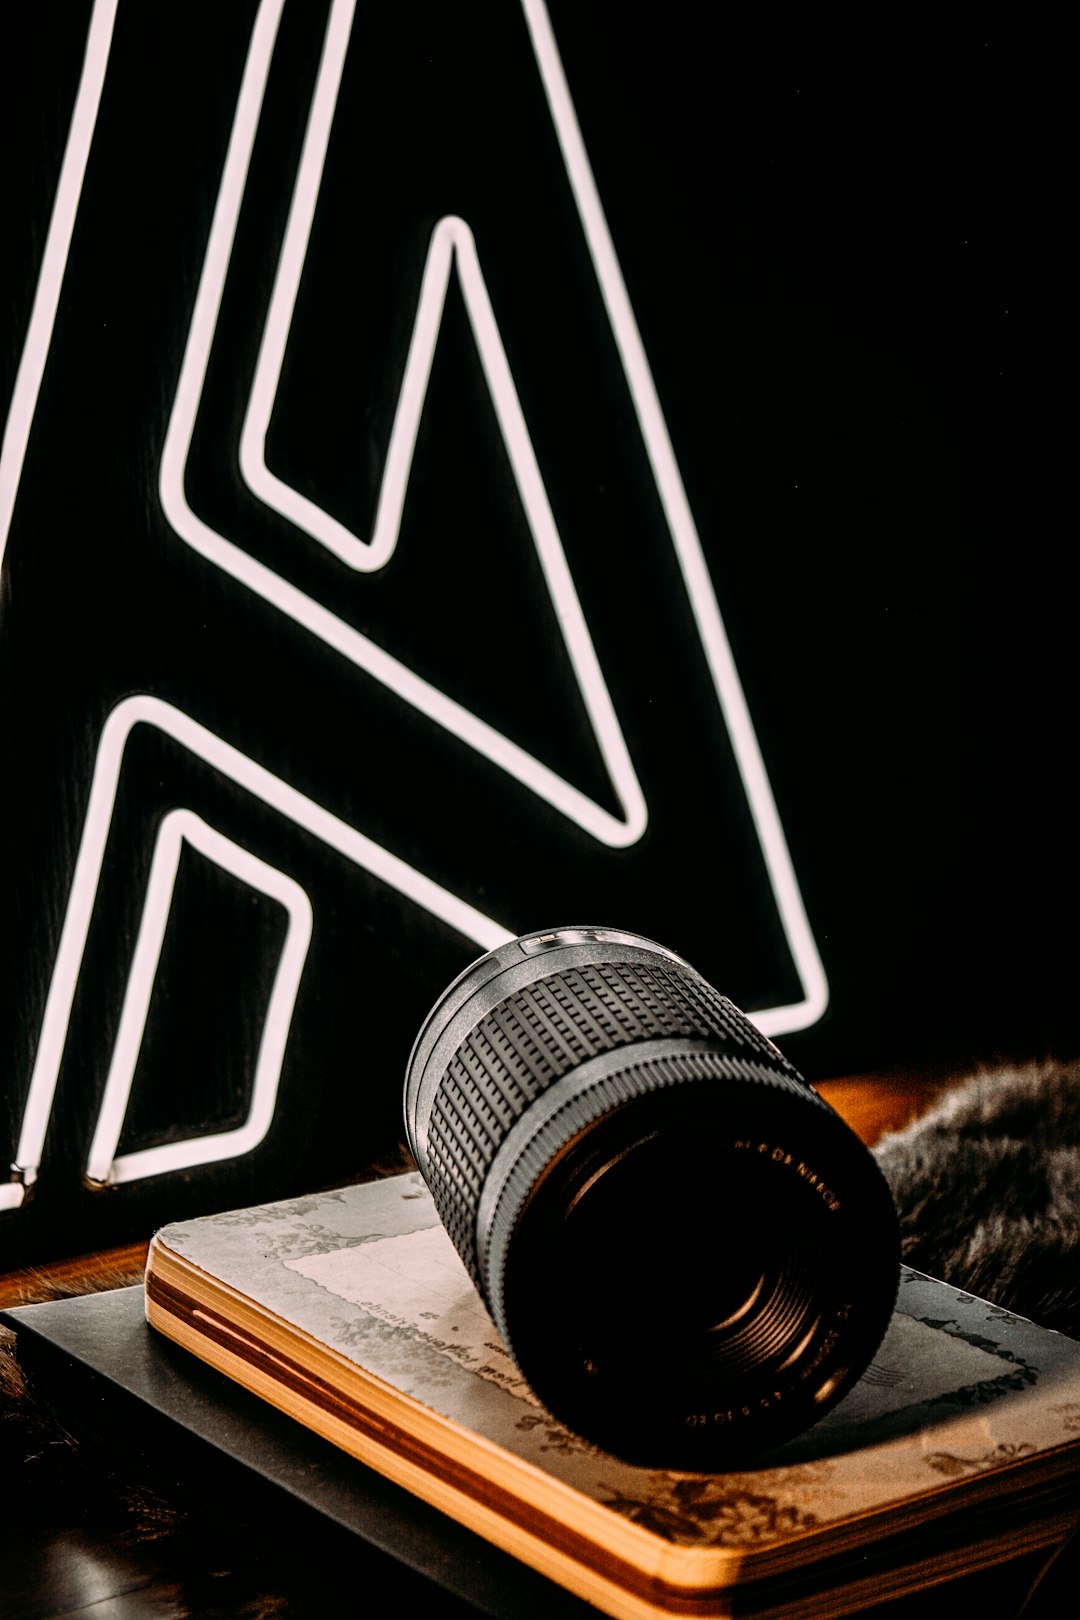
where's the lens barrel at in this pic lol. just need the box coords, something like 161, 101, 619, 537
404, 926, 899, 1468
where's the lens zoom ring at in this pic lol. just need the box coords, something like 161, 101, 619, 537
422, 962, 796, 1277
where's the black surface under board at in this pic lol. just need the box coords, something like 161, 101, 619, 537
1, 1286, 592, 1619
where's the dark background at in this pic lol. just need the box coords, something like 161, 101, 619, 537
1, 3, 1072, 1266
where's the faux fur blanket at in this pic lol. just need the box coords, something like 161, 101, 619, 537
873, 1060, 1080, 1339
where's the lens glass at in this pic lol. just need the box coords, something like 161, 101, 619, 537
502, 1085, 896, 1466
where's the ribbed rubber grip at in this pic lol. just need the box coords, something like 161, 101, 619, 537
423, 957, 800, 1281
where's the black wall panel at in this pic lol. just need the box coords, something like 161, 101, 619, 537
1, 3, 1072, 1263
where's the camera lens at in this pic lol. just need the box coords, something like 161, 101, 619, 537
404, 926, 899, 1468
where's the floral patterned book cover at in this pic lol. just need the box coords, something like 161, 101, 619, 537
145, 1172, 1080, 1619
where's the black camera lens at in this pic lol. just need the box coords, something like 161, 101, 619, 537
404, 926, 899, 1468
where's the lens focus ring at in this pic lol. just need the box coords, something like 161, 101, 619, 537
477, 1038, 828, 1350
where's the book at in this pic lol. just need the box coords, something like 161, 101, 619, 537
144, 1172, 1080, 1619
